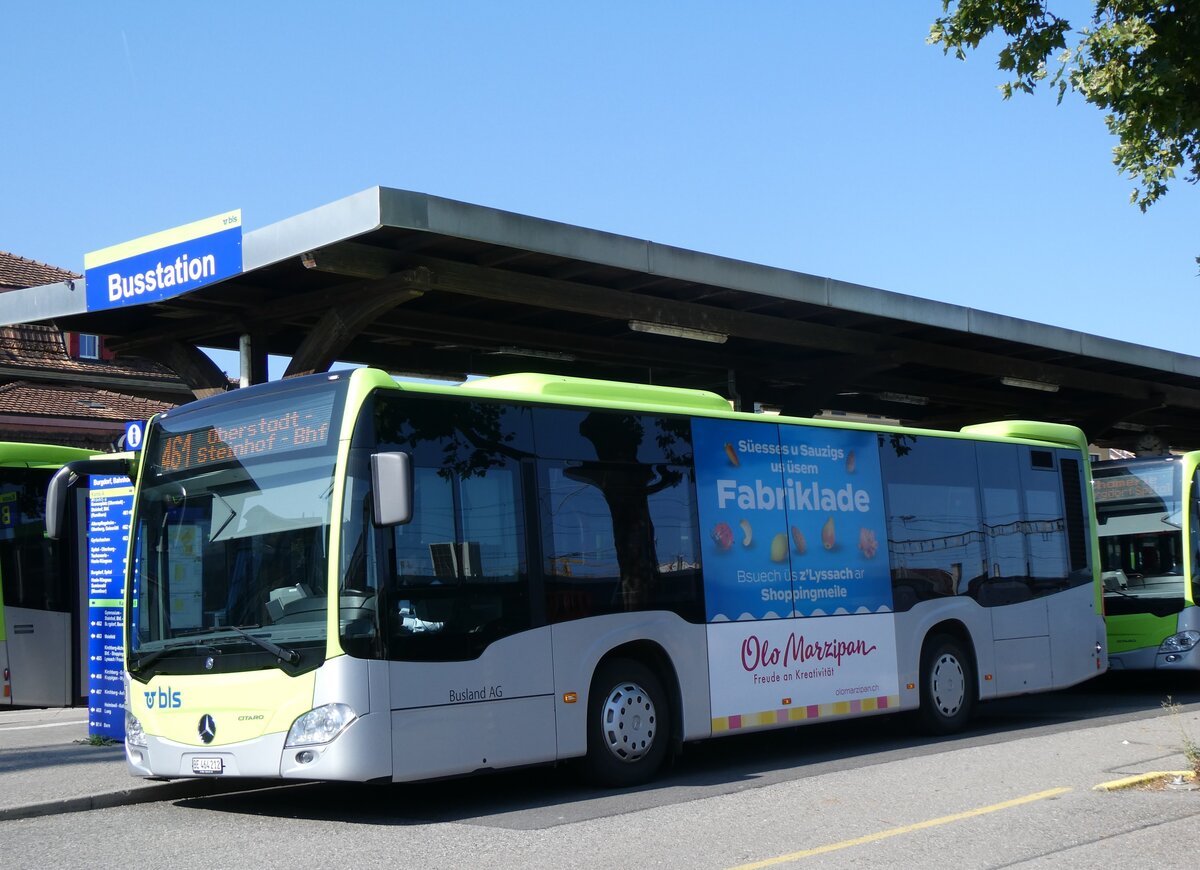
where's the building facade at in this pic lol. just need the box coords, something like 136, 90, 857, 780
0, 252, 192, 451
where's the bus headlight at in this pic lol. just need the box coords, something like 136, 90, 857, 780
285, 703, 357, 747
125, 709, 147, 748
1159, 631, 1200, 654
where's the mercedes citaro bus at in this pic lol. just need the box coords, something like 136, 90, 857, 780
49, 368, 1106, 786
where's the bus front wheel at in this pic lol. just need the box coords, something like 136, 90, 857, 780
917, 634, 974, 735
583, 658, 670, 787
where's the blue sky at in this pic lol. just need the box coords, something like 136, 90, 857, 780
4, 3, 1196, 378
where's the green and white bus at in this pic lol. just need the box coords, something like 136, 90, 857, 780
53, 368, 1106, 785
1094, 454, 1200, 670
0, 441, 94, 707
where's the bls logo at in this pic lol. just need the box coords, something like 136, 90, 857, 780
143, 687, 182, 709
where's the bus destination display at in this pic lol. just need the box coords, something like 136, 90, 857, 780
154, 391, 336, 475
1093, 464, 1177, 504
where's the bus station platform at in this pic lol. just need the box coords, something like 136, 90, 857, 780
0, 706, 249, 821
3, 694, 1200, 820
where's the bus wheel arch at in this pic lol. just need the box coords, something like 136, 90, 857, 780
582, 643, 677, 787
917, 622, 977, 735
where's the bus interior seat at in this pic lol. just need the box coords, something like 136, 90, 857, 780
1102, 570, 1129, 592
266, 583, 314, 621
974, 578, 1033, 606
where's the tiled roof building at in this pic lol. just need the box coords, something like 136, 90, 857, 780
0, 251, 193, 451
0, 252, 77, 288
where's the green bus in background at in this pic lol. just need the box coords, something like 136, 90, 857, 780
0, 441, 93, 706
1095, 454, 1200, 670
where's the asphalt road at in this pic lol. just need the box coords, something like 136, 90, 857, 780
4, 671, 1200, 869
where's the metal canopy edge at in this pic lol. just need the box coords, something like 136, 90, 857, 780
2, 186, 1198, 448
0, 186, 1182, 375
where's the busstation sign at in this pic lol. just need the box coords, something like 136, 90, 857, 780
83, 210, 242, 311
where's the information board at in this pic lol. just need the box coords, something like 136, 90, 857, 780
87, 475, 133, 740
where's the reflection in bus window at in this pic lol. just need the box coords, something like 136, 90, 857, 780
371, 394, 531, 662
881, 437, 983, 609
0, 468, 65, 611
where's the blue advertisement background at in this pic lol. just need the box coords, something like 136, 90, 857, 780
85, 226, 242, 311
693, 418, 893, 621
87, 475, 132, 740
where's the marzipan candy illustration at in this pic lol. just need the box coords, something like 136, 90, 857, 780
711, 522, 734, 551
821, 516, 836, 550
770, 532, 788, 562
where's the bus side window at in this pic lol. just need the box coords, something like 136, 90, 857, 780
1192, 472, 1200, 605
0, 468, 67, 613
535, 407, 702, 624
370, 394, 533, 662
879, 435, 982, 610
975, 442, 1033, 605
1019, 448, 1071, 593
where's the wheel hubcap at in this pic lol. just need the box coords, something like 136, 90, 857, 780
931, 654, 965, 717
599, 680, 657, 763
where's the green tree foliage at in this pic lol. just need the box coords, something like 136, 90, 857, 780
929, 2, 1200, 212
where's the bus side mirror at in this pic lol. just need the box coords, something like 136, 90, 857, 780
371, 452, 412, 526
46, 457, 132, 540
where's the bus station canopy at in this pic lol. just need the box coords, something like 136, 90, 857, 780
4, 186, 1197, 451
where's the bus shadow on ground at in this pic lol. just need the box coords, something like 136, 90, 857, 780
174, 670, 1200, 827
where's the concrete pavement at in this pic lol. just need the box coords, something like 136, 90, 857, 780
2, 697, 1199, 823
0, 706, 251, 821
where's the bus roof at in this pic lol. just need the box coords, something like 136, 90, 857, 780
466, 372, 734, 414
386, 370, 1089, 451
0, 441, 95, 469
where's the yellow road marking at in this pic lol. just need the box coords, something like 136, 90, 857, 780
1094, 771, 1194, 791
728, 787, 1071, 869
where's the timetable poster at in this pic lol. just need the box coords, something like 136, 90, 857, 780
87, 474, 133, 740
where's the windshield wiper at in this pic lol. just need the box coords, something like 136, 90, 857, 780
226, 624, 301, 666
130, 641, 220, 673
132, 627, 301, 671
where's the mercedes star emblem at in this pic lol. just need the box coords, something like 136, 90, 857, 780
198, 714, 216, 744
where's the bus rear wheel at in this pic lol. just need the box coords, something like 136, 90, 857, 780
583, 658, 670, 787
918, 634, 974, 735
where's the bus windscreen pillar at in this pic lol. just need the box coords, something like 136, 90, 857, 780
87, 475, 133, 740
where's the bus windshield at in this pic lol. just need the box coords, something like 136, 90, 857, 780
1094, 459, 1188, 612
0, 466, 62, 612
129, 378, 346, 676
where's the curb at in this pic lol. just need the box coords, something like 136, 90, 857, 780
0, 778, 267, 822
1093, 771, 1196, 792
